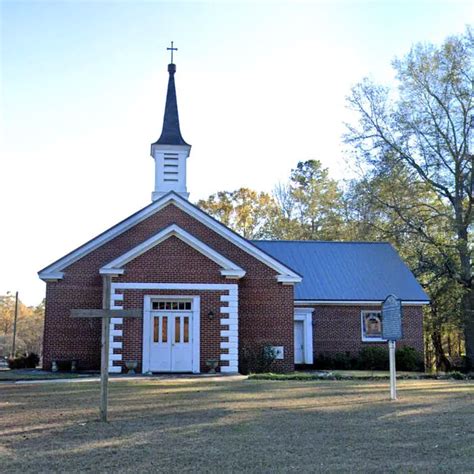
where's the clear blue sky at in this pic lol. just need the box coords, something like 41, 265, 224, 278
1, 0, 473, 305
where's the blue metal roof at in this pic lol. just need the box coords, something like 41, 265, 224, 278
252, 240, 429, 302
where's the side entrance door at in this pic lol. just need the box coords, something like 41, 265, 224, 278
294, 320, 304, 364
149, 311, 193, 372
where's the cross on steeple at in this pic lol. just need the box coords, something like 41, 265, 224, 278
167, 41, 178, 64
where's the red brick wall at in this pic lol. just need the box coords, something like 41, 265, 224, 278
311, 305, 424, 357
116, 236, 223, 283
42, 203, 295, 372
42, 284, 102, 370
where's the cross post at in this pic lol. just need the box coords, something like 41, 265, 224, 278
100, 275, 111, 421
71, 275, 142, 422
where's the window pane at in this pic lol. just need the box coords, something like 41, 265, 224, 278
172, 302, 178, 310
166, 302, 172, 310
159, 302, 165, 310
364, 312, 382, 337
183, 317, 189, 343
178, 302, 185, 310
185, 302, 191, 310
152, 302, 158, 310
153, 317, 159, 343
175, 317, 180, 343
162, 316, 168, 343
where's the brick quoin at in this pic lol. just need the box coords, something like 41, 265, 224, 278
311, 305, 424, 357
42, 203, 294, 373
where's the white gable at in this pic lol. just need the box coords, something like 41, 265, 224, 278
38, 192, 302, 284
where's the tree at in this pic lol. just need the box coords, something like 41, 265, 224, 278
0, 295, 44, 357
345, 28, 474, 367
197, 188, 278, 239
197, 161, 345, 241
286, 160, 345, 240
344, 159, 463, 369
0, 293, 16, 337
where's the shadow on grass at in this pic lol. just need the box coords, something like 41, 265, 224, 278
1, 379, 473, 472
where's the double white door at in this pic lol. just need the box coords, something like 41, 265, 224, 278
149, 312, 193, 372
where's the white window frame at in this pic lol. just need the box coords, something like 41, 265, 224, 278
361, 310, 386, 342
294, 307, 314, 364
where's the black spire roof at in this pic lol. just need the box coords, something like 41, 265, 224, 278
153, 63, 189, 146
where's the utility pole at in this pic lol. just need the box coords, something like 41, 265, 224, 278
11, 291, 19, 358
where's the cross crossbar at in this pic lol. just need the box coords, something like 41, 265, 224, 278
71, 309, 142, 318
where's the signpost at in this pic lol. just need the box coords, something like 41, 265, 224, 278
382, 294, 403, 401
71, 275, 141, 422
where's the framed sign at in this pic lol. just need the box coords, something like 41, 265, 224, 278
382, 294, 403, 341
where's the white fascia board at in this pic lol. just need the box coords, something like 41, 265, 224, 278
294, 300, 430, 306
38, 271, 64, 282
99, 268, 125, 276
276, 275, 301, 284
38, 192, 300, 282
220, 269, 247, 279
100, 224, 245, 278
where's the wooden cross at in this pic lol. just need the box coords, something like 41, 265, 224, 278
71, 275, 141, 422
167, 41, 178, 64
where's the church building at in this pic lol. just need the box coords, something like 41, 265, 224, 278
38, 58, 429, 374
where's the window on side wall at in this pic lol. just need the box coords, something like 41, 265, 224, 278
361, 310, 386, 342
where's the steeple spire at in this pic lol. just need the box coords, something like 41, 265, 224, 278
150, 43, 191, 201
153, 62, 189, 146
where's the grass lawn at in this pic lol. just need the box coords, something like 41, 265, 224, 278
1, 378, 473, 472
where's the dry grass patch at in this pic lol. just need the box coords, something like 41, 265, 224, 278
1, 378, 473, 472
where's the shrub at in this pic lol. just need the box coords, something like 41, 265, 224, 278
449, 356, 468, 373
449, 371, 466, 380
7, 352, 39, 370
333, 352, 353, 370
357, 346, 389, 370
396, 346, 424, 371
315, 347, 424, 372
239, 344, 276, 374
313, 353, 335, 370
313, 352, 357, 370
24, 353, 40, 368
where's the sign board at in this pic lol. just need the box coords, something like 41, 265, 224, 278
382, 294, 403, 341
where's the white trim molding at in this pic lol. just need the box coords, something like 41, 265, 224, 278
38, 192, 301, 284
100, 224, 246, 280
108, 286, 125, 373
294, 307, 313, 365
294, 300, 430, 306
219, 287, 239, 373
